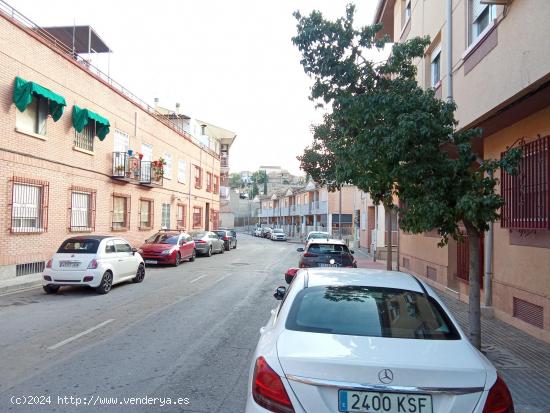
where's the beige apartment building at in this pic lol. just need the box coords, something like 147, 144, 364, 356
0, 6, 230, 282
375, 0, 550, 341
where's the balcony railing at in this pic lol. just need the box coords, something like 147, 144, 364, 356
111, 152, 162, 187
221, 156, 229, 168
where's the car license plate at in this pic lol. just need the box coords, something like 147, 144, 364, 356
145, 260, 157, 264
319, 263, 340, 267
59, 261, 80, 268
338, 390, 432, 413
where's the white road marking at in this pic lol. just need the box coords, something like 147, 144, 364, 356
48, 319, 115, 350
189, 274, 208, 284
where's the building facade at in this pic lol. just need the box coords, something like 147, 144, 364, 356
375, 0, 550, 341
0, 6, 227, 282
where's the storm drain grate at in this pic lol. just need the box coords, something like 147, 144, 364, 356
231, 262, 250, 266
481, 344, 526, 369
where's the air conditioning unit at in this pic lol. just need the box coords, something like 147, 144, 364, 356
480, 0, 512, 4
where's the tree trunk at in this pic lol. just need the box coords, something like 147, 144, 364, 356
385, 207, 392, 271
465, 221, 481, 350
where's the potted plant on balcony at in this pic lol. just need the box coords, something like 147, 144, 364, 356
115, 165, 125, 175
151, 158, 166, 181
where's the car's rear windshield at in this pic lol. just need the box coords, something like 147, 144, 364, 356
146, 234, 179, 244
307, 243, 349, 254
214, 231, 226, 236
57, 239, 100, 254
309, 233, 328, 239
190, 232, 205, 238
286, 286, 460, 340
273, 229, 284, 233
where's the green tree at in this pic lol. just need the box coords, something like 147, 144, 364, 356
292, 5, 520, 349
229, 173, 241, 189
250, 182, 259, 199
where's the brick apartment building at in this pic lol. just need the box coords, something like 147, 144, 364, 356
375, 0, 550, 342
0, 5, 230, 282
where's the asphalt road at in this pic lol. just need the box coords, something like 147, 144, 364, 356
0, 234, 296, 413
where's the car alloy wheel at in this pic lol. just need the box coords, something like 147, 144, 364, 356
96, 271, 113, 294
133, 264, 145, 283
174, 252, 181, 267
207, 246, 212, 257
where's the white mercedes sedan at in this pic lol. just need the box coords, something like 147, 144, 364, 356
245, 268, 514, 413
42, 236, 145, 295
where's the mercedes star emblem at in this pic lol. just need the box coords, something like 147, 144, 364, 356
329, 259, 335, 265
378, 369, 394, 384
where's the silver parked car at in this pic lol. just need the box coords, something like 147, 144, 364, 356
189, 231, 225, 257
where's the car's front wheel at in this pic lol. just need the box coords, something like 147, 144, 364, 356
225, 241, 230, 251
233, 241, 237, 249
189, 249, 196, 262
173, 252, 181, 267
96, 271, 113, 294
133, 264, 145, 283
43, 285, 60, 294
206, 246, 212, 257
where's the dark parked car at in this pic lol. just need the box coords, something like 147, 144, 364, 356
297, 239, 357, 268
219, 228, 238, 249
189, 231, 225, 257
214, 229, 237, 251
139, 231, 195, 266
261, 227, 273, 238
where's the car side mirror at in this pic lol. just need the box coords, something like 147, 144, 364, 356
350, 249, 355, 254
296, 247, 304, 252
131, 247, 138, 255
273, 286, 286, 300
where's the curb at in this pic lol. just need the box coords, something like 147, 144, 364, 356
0, 278, 42, 296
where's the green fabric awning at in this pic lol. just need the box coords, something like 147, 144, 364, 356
13, 76, 67, 121
72, 105, 110, 141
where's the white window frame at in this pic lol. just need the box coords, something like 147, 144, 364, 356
114, 130, 130, 154
12, 183, 42, 232
430, 44, 442, 87
470, 1, 496, 45
163, 153, 172, 180
403, 0, 411, 26
139, 199, 152, 229
112, 196, 128, 230
178, 160, 186, 184
71, 191, 91, 230
16, 96, 48, 136
161, 203, 171, 229
74, 123, 95, 152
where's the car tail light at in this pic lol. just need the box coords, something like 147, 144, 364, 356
483, 376, 514, 413
46, 259, 52, 269
303, 253, 318, 257
252, 357, 294, 413
196, 240, 206, 244
285, 268, 298, 277
223, 236, 229, 240
87, 259, 98, 269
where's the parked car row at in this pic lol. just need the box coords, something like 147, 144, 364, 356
244, 232, 515, 413
42, 228, 238, 295
253, 226, 287, 241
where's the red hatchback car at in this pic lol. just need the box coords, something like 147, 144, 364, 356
139, 231, 195, 266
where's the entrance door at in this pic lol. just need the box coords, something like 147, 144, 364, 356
205, 202, 210, 230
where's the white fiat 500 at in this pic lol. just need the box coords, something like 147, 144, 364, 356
246, 268, 514, 413
42, 236, 145, 295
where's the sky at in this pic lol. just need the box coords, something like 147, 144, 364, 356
11, 0, 387, 176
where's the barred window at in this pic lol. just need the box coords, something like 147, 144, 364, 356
10, 178, 49, 233
177, 204, 187, 229
70, 188, 96, 231
194, 165, 202, 189
112, 195, 130, 230
501, 136, 549, 230
162, 203, 171, 229
210, 209, 219, 230
193, 206, 203, 228
206, 172, 213, 192
139, 199, 153, 229
74, 123, 95, 152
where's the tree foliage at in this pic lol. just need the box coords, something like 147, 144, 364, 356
229, 173, 242, 189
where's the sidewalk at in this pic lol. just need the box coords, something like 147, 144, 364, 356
356, 251, 550, 413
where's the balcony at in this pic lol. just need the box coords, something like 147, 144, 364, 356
221, 155, 229, 168
111, 152, 163, 187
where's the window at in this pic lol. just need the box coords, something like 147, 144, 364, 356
74, 123, 95, 152
193, 206, 203, 228
211, 209, 219, 230
177, 204, 187, 229
162, 203, 171, 229
194, 165, 202, 189
178, 160, 186, 183
114, 240, 132, 254
141, 143, 153, 161
286, 286, 460, 340
163, 153, 172, 179
105, 240, 116, 254
70, 187, 96, 231
114, 130, 129, 154
501, 135, 550, 230
112, 194, 130, 230
10, 177, 49, 233
16, 96, 47, 136
213, 175, 219, 194
206, 172, 213, 192
403, 0, 411, 25
470, 1, 496, 44
430, 44, 441, 87
139, 198, 153, 229
58, 238, 100, 254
